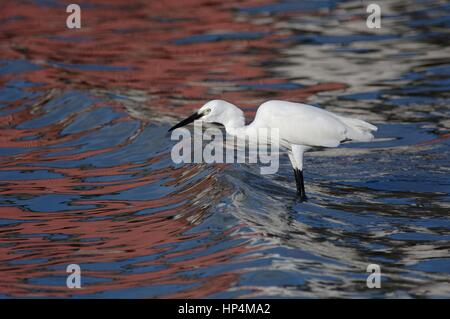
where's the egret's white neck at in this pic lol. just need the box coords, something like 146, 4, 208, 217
220, 104, 273, 146
221, 107, 246, 136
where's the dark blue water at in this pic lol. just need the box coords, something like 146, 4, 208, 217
0, 0, 449, 298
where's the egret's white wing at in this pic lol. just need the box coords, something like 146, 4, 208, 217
253, 100, 347, 147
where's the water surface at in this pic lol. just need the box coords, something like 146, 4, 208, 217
0, 0, 449, 298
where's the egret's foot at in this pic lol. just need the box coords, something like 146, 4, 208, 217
296, 192, 308, 202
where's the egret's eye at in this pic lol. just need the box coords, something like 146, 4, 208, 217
203, 108, 211, 115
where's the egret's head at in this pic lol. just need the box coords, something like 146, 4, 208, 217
168, 100, 243, 132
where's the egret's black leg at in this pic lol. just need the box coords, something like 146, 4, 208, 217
298, 170, 307, 202
293, 169, 307, 202
293, 169, 300, 194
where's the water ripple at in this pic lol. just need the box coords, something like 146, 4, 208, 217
0, 0, 449, 298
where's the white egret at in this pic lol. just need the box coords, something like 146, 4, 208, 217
169, 100, 377, 201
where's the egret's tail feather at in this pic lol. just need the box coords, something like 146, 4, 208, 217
338, 116, 378, 142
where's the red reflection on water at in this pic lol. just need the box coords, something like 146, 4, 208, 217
0, 89, 249, 296
1, 0, 344, 113
0, 0, 345, 297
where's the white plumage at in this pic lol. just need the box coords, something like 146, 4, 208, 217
169, 99, 377, 201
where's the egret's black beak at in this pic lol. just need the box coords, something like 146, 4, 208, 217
168, 112, 203, 132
